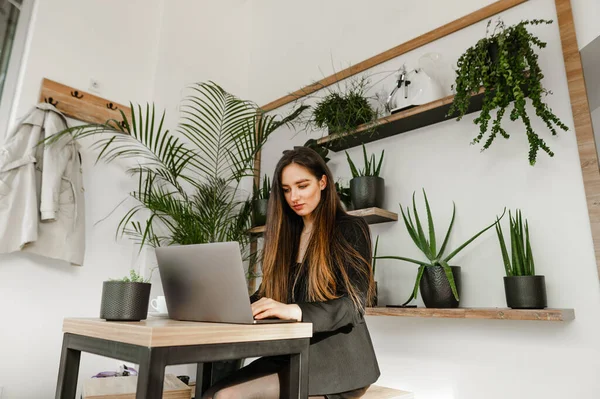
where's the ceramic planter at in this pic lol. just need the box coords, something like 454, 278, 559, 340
504, 275, 547, 309
419, 265, 461, 308
252, 198, 269, 226
100, 281, 151, 321
350, 176, 384, 209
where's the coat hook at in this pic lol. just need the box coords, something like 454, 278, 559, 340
44, 97, 58, 106
70, 90, 83, 99
107, 102, 118, 111
119, 120, 127, 130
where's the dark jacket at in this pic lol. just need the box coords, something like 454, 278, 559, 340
251, 214, 380, 395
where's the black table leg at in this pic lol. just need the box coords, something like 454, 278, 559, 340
55, 334, 81, 399
196, 362, 214, 397
285, 344, 309, 399
136, 347, 167, 399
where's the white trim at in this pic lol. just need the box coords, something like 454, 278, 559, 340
0, 0, 35, 138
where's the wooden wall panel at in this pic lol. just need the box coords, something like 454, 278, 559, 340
555, 0, 600, 279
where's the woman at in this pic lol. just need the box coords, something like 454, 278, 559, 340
203, 147, 380, 398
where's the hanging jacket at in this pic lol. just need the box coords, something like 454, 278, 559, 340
0, 103, 85, 265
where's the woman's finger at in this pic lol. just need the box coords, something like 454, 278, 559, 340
254, 307, 275, 319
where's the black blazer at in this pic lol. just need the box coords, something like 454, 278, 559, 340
251, 214, 380, 395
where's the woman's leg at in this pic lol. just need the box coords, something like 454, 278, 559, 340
201, 358, 284, 399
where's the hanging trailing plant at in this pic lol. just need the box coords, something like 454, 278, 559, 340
448, 19, 569, 165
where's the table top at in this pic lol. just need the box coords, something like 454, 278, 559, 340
63, 317, 313, 347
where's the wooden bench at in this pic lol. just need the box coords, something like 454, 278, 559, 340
363, 385, 413, 399
190, 382, 412, 398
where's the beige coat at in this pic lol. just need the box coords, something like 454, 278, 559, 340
0, 103, 85, 265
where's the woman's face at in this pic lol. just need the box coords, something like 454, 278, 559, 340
281, 163, 327, 219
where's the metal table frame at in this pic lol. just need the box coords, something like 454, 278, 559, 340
55, 332, 310, 399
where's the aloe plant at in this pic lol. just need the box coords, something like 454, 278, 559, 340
496, 209, 535, 276
345, 144, 384, 178
377, 189, 505, 303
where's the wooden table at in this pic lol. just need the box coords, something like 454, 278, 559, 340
55, 317, 312, 399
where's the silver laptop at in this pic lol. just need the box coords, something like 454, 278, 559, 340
155, 242, 295, 324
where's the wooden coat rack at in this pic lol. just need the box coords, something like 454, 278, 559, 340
38, 78, 131, 126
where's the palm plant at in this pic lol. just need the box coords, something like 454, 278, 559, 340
376, 189, 505, 304
49, 82, 306, 260
496, 209, 535, 276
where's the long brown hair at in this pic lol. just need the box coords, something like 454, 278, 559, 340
259, 147, 374, 311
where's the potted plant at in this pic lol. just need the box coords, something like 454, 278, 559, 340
345, 144, 384, 209
253, 175, 271, 226
100, 269, 152, 321
496, 209, 547, 309
377, 189, 504, 308
335, 180, 353, 211
312, 76, 376, 135
448, 19, 569, 165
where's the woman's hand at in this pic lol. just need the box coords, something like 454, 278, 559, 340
251, 297, 302, 321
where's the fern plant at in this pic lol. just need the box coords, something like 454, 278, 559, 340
495, 209, 536, 276
377, 189, 505, 303
345, 144, 384, 178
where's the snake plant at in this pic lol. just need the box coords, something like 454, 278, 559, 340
377, 189, 505, 304
496, 209, 536, 276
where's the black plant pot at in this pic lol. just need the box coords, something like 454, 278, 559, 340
350, 176, 384, 210
420, 266, 461, 308
252, 198, 269, 226
504, 276, 547, 309
100, 281, 151, 321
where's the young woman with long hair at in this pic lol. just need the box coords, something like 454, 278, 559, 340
202, 147, 380, 399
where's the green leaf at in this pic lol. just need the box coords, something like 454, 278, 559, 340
437, 202, 456, 259
374, 255, 431, 267
495, 217, 512, 276
346, 151, 360, 178
375, 150, 385, 177
422, 189, 437, 259
400, 205, 423, 252
372, 235, 379, 276
440, 260, 459, 301
362, 144, 369, 176
412, 265, 426, 300
525, 220, 535, 275
412, 192, 433, 260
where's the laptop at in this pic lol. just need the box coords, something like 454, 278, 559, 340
155, 242, 295, 324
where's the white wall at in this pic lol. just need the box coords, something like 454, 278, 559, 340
151, 0, 252, 129
572, 0, 600, 49
252, 0, 600, 398
0, 1, 164, 398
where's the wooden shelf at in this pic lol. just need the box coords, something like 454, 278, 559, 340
317, 89, 485, 152
365, 307, 575, 322
248, 207, 398, 235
